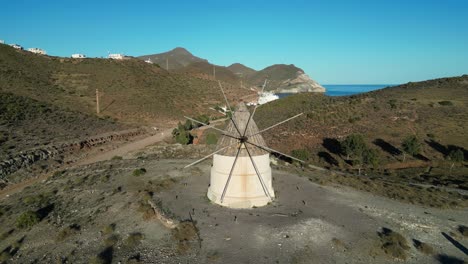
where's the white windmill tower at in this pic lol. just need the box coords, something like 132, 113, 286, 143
185, 81, 303, 208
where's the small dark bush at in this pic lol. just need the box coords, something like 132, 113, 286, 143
132, 168, 147, 177
438, 100, 453, 106
16, 211, 40, 229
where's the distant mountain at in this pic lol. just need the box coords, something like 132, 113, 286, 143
137, 47, 207, 70
247, 64, 325, 93
139, 48, 325, 93
227, 63, 257, 77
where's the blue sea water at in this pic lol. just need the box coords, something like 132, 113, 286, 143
276, 84, 396, 99
323, 84, 396, 96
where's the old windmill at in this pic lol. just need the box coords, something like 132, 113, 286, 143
185, 81, 303, 208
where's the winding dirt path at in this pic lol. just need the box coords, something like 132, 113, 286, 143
0, 128, 173, 199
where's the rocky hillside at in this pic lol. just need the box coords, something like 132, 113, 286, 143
247, 64, 325, 93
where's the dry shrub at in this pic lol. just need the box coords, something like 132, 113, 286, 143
56, 224, 80, 241
124, 233, 144, 248
172, 221, 198, 253
137, 201, 154, 220
378, 227, 410, 260
458, 225, 468, 237
413, 239, 434, 255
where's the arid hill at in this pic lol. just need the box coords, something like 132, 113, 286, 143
0, 44, 246, 125
255, 75, 468, 190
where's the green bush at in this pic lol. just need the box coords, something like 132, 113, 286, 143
291, 149, 311, 161
438, 100, 453, 106
402, 135, 421, 161
124, 232, 144, 248
16, 211, 40, 229
206, 133, 218, 145
132, 168, 147, 177
175, 129, 193, 145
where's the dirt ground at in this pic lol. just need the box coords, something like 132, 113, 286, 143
0, 144, 466, 263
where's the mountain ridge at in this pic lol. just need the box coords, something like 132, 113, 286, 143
138, 48, 325, 93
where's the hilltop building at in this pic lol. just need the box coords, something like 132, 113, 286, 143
108, 54, 125, 60
144, 58, 153, 64
28, 48, 46, 55
10, 44, 23, 50
71, 54, 86, 59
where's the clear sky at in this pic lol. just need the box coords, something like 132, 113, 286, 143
1, 0, 467, 84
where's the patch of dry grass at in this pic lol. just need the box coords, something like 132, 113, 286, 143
378, 227, 410, 260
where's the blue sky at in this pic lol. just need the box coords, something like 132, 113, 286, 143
1, 0, 467, 84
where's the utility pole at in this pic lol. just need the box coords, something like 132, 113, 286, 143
96, 88, 100, 114
166, 58, 169, 70
213, 65, 216, 79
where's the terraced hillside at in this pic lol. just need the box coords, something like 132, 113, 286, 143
0, 44, 245, 126
0, 92, 127, 159
256, 75, 468, 189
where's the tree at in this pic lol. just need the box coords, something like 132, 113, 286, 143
401, 135, 420, 162
291, 149, 311, 161
341, 134, 366, 160
363, 148, 379, 169
175, 129, 193, 145
183, 119, 193, 131
447, 149, 464, 174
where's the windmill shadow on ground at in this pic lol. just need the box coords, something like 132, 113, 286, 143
426, 140, 468, 159
318, 151, 339, 166
373, 138, 401, 156
441, 232, 468, 256
435, 253, 466, 264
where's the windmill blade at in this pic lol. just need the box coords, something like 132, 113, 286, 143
184, 143, 236, 169
218, 81, 232, 113
221, 133, 240, 141
248, 113, 303, 137
220, 144, 242, 203
245, 141, 305, 163
184, 116, 234, 136
242, 79, 268, 137
244, 144, 272, 200
218, 81, 243, 136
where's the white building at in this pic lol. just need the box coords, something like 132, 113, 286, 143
108, 53, 125, 60
28, 48, 46, 55
71, 54, 86, 59
144, 58, 153, 64
10, 44, 23, 50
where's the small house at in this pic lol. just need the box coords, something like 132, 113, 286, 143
10, 44, 23, 50
108, 54, 125, 60
71, 54, 86, 59
28, 48, 46, 55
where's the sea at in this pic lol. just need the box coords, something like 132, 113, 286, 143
276, 84, 396, 98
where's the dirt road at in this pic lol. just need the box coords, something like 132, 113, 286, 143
0, 128, 173, 198
77, 128, 173, 165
